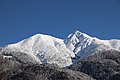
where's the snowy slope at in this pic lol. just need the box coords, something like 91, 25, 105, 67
1, 34, 74, 67
1, 30, 120, 66
65, 30, 120, 60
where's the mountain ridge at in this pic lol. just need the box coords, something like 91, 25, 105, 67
1, 30, 120, 67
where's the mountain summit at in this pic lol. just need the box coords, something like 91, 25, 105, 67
65, 30, 94, 54
65, 30, 120, 61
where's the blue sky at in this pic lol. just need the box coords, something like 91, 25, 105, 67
0, 0, 120, 46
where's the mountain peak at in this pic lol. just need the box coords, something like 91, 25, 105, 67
74, 30, 80, 33
65, 30, 120, 61
64, 30, 94, 55
73, 30, 92, 39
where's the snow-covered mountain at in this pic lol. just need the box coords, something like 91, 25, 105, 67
1, 34, 74, 67
1, 30, 120, 67
65, 30, 120, 60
